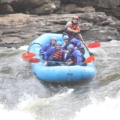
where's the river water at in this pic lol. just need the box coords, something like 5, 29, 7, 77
0, 40, 120, 120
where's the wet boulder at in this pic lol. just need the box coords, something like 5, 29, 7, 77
0, 4, 14, 14
30, 3, 56, 15
57, 4, 95, 14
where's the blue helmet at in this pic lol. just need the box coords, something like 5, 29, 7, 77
67, 44, 74, 50
63, 35, 69, 40
56, 41, 62, 46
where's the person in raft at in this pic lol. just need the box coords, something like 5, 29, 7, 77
64, 15, 83, 40
62, 35, 85, 55
40, 37, 56, 54
62, 35, 81, 49
65, 44, 86, 66
44, 41, 65, 66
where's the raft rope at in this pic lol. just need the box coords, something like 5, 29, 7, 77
27, 43, 42, 53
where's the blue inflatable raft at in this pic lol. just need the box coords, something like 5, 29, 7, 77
28, 33, 96, 82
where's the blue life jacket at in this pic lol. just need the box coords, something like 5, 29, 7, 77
66, 49, 83, 65
40, 44, 52, 54
62, 38, 82, 51
69, 38, 82, 48
44, 47, 65, 62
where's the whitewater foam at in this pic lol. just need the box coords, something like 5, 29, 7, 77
19, 46, 28, 50
0, 104, 35, 120
73, 96, 120, 120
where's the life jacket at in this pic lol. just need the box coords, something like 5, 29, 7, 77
53, 51, 62, 61
65, 22, 80, 35
70, 54, 86, 63
70, 49, 85, 63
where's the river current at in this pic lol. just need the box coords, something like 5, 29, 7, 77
0, 40, 120, 120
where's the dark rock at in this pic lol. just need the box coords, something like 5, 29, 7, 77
0, 0, 51, 6
2, 29, 21, 35
79, 12, 107, 23
0, 4, 14, 14
70, 0, 120, 9
108, 16, 120, 32
79, 23, 93, 31
0, 0, 51, 14
30, 2, 56, 15
76, 6, 95, 13
58, 5, 95, 14
60, 0, 69, 3
63, 0, 120, 19
0, 36, 24, 48
0, 37, 23, 44
61, 4, 77, 13
52, 0, 61, 9
70, 0, 98, 7
97, 0, 120, 8
82, 27, 120, 41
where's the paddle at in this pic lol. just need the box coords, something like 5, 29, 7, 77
78, 34, 94, 56
29, 58, 41, 63
29, 58, 65, 64
29, 56, 95, 64
84, 55, 95, 63
87, 41, 100, 48
22, 52, 43, 60
22, 52, 37, 60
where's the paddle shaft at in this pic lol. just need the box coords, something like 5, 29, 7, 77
45, 60, 66, 64
77, 34, 93, 55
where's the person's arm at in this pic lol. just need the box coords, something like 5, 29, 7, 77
40, 44, 48, 54
40, 47, 44, 54
70, 38, 79, 49
65, 53, 70, 62
44, 48, 51, 60
44, 52, 48, 61
70, 26, 80, 34
76, 55, 82, 65
69, 38, 76, 47
44, 48, 54, 66
74, 50, 83, 65
76, 40, 82, 48
75, 27, 82, 39
65, 21, 78, 33
67, 27, 77, 33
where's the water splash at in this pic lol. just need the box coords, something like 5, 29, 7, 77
53, 88, 74, 99
15, 88, 75, 120
20, 88, 74, 110
73, 96, 120, 120
89, 47, 107, 57
0, 104, 35, 120
19, 45, 28, 51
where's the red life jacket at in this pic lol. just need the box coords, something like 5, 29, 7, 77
53, 51, 62, 61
